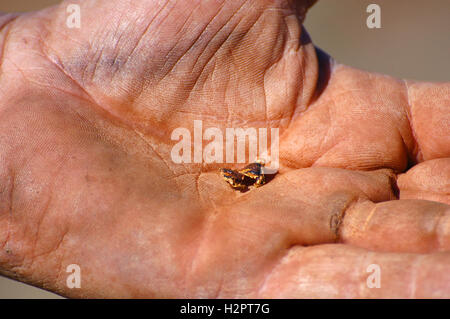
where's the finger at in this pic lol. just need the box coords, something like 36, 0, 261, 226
280, 67, 450, 171
280, 64, 414, 171
340, 199, 450, 253
258, 244, 450, 298
397, 158, 450, 205
200, 167, 397, 246
183, 167, 397, 297
405, 81, 450, 161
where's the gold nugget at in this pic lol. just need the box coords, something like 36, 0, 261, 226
219, 161, 266, 190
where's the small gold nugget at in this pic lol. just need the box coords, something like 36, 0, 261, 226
219, 161, 266, 190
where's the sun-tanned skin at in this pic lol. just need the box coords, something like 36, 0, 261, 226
0, 0, 449, 298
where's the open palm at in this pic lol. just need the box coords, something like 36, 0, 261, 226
0, 0, 449, 298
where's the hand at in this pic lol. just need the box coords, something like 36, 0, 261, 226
0, 0, 448, 298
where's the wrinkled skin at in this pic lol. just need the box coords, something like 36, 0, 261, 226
0, 0, 449, 298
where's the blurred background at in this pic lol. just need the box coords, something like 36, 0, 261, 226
0, 0, 448, 298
